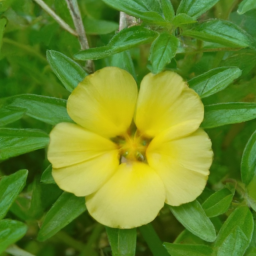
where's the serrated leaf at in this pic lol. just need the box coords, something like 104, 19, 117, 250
41, 165, 55, 184
0, 219, 27, 254
171, 14, 196, 27
37, 192, 86, 241
0, 128, 49, 161
160, 0, 175, 22
201, 103, 256, 129
74, 26, 157, 60
0, 94, 72, 125
106, 227, 136, 256
189, 67, 242, 98
238, 0, 256, 15
170, 200, 216, 242
46, 50, 87, 92
149, 33, 179, 74
0, 106, 25, 126
202, 188, 233, 218
182, 19, 254, 48
0, 170, 28, 220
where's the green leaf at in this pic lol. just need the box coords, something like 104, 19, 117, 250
201, 103, 256, 129
46, 50, 87, 92
241, 130, 256, 186
5, 245, 36, 256
37, 192, 86, 241
74, 26, 157, 60
0, 0, 14, 13
171, 14, 197, 27
182, 19, 254, 48
0, 94, 72, 125
177, 0, 220, 19
106, 227, 136, 256
189, 67, 242, 98
0, 18, 6, 50
0, 106, 25, 126
160, 0, 175, 22
41, 165, 55, 184
169, 200, 216, 242
238, 0, 256, 15
214, 206, 254, 255
202, 188, 233, 218
149, 33, 179, 74
164, 243, 213, 256
0, 128, 49, 161
0, 170, 28, 220
0, 219, 27, 254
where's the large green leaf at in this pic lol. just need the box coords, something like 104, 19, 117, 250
238, 0, 256, 15
0, 169, 28, 219
160, 0, 175, 22
177, 0, 220, 19
149, 33, 179, 74
46, 50, 87, 92
0, 94, 72, 125
0, 106, 25, 126
189, 67, 242, 98
0, 219, 27, 254
106, 228, 137, 256
201, 103, 256, 129
164, 244, 213, 256
0, 128, 49, 161
182, 19, 254, 48
74, 26, 157, 60
169, 200, 216, 242
37, 192, 86, 241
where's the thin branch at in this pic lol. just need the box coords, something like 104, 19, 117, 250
33, 0, 78, 36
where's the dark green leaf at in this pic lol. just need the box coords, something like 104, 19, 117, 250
202, 188, 233, 217
238, 0, 256, 15
171, 14, 196, 27
0, 106, 25, 126
149, 33, 179, 74
84, 18, 119, 35
0, 128, 49, 161
46, 50, 87, 92
41, 165, 55, 184
201, 103, 256, 129
0, 18, 7, 50
169, 200, 216, 242
160, 0, 175, 22
37, 192, 86, 241
0, 219, 27, 254
189, 67, 242, 98
106, 227, 136, 256
0, 169, 28, 219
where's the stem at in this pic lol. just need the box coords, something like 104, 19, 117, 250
33, 0, 78, 36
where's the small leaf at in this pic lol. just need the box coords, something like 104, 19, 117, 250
189, 67, 242, 98
238, 0, 256, 15
149, 33, 179, 74
182, 19, 254, 48
169, 200, 216, 242
84, 18, 119, 35
37, 192, 86, 241
41, 165, 55, 184
201, 103, 256, 129
202, 188, 233, 218
160, 0, 175, 22
177, 0, 220, 19
0, 128, 49, 161
0, 170, 28, 220
0, 219, 27, 254
171, 14, 197, 27
47, 50, 87, 92
0, 106, 26, 126
0, 18, 7, 50
106, 227, 137, 256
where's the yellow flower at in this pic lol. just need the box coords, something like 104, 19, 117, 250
48, 67, 213, 229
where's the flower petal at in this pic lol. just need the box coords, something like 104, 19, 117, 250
135, 71, 204, 137
67, 67, 138, 138
147, 129, 213, 206
86, 162, 165, 228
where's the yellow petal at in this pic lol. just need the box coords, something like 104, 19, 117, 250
86, 162, 165, 228
67, 67, 138, 138
147, 129, 213, 206
135, 71, 204, 137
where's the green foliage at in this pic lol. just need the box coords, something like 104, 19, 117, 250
238, 0, 256, 15
164, 244, 213, 256
41, 165, 55, 184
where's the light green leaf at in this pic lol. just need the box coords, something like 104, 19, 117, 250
201, 103, 256, 129
149, 33, 179, 74
37, 192, 86, 241
177, 0, 220, 19
40, 165, 55, 184
0, 219, 27, 254
238, 0, 256, 15
164, 243, 213, 256
0, 106, 25, 126
46, 50, 87, 92
189, 67, 242, 98
160, 0, 175, 22
202, 188, 233, 218
74, 26, 157, 60
0, 0, 14, 13
171, 14, 197, 27
0, 94, 72, 125
169, 200, 216, 242
0, 18, 6, 50
182, 19, 254, 48
106, 227, 136, 256
0, 128, 49, 161
0, 170, 28, 220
